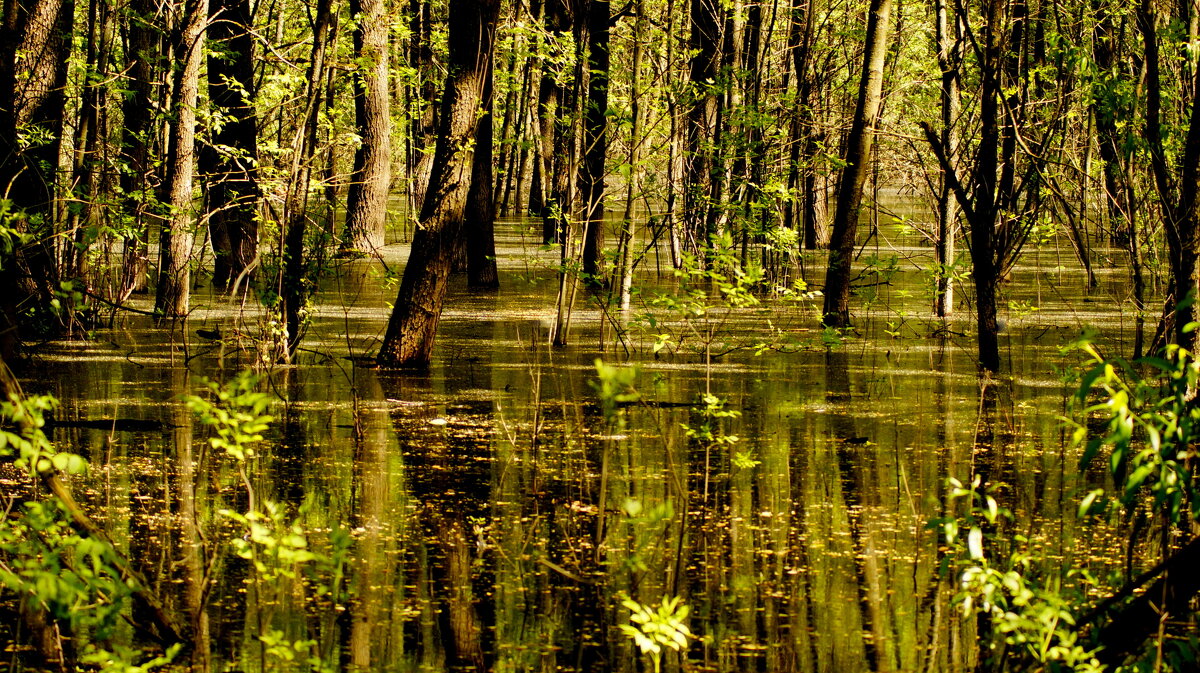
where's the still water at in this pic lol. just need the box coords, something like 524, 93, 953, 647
24, 219, 1135, 672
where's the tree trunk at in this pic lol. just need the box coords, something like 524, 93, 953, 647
617, 0, 644, 313
282, 0, 336, 357
579, 0, 611, 282
966, 0, 1005, 372
201, 0, 259, 290
0, 0, 74, 349
535, 0, 570, 244
465, 10, 499, 290
933, 0, 960, 318
377, 0, 498, 368
1092, 0, 1144, 355
340, 0, 391, 254
684, 0, 721, 258
820, 0, 893, 327
1139, 0, 1200, 352
154, 0, 208, 318
116, 0, 162, 300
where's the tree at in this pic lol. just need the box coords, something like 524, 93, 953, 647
377, 0, 499, 368
683, 0, 722, 259
465, 0, 499, 290
201, 0, 259, 290
155, 0, 209, 318
931, 0, 961, 318
0, 0, 75, 351
820, 0, 893, 328
579, 0, 612, 282
340, 0, 391, 254
1136, 0, 1200, 353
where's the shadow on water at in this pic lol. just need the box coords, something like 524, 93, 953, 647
16, 217, 1131, 672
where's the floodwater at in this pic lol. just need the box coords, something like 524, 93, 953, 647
19, 215, 1137, 672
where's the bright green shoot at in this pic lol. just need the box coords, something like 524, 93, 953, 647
619, 594, 693, 673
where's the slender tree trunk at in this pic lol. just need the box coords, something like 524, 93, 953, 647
617, 0, 644, 313
377, 0, 499, 368
117, 0, 162, 300
1092, 0, 1144, 355
282, 0, 336, 356
535, 0, 570, 244
1139, 0, 1200, 351
66, 0, 112, 282
820, 0, 893, 327
340, 0, 391, 254
966, 0, 1007, 372
466, 7, 499, 289
579, 0, 611, 282
201, 0, 259, 289
684, 0, 721, 258
933, 0, 960, 317
155, 0, 207, 318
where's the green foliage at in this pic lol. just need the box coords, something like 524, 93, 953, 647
0, 199, 30, 268
628, 232, 821, 356
934, 476, 1104, 673
591, 358, 640, 422
618, 594, 693, 673
1065, 335, 1200, 525
0, 390, 178, 671
185, 371, 346, 673
620, 497, 676, 573
186, 371, 275, 462
221, 500, 319, 580
682, 392, 740, 448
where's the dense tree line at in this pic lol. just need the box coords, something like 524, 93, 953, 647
0, 0, 1198, 370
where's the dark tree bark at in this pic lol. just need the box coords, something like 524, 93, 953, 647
406, 0, 437, 216
579, 0, 611, 282
201, 0, 259, 290
820, 0, 892, 328
963, 0, 1005, 372
340, 0, 391, 254
683, 0, 721, 258
116, 0, 163, 300
921, 0, 1028, 372
465, 8, 499, 289
0, 0, 75, 352
154, 0, 208, 318
377, 0, 499, 368
1138, 0, 1200, 353
535, 0, 576, 246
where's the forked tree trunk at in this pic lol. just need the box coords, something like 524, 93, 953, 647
820, 0, 892, 327
377, 0, 499, 368
340, 0, 391, 254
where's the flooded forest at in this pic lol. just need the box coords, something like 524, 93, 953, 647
3, 0, 1200, 669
